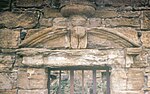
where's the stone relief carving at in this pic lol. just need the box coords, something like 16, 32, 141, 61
20, 26, 140, 49
70, 26, 87, 48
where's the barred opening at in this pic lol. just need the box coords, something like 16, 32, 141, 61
48, 66, 111, 94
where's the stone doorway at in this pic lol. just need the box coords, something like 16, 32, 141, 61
48, 66, 111, 94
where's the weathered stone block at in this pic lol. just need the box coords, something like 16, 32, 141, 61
0, 12, 38, 28
15, 0, 46, 7
141, 11, 150, 30
0, 54, 15, 72
43, 8, 62, 18
119, 11, 141, 18
22, 55, 44, 66
112, 90, 144, 94
105, 18, 140, 27
0, 73, 17, 90
141, 31, 150, 48
95, 10, 118, 18
104, 0, 132, 7
87, 18, 102, 27
18, 89, 48, 94
127, 68, 144, 90
111, 69, 127, 91
70, 16, 87, 26
39, 18, 53, 27
17, 68, 47, 89
0, 89, 17, 94
0, 29, 20, 48
53, 17, 69, 28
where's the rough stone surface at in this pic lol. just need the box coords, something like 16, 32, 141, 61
105, 18, 140, 27
0, 29, 20, 48
141, 31, 150, 48
127, 68, 144, 90
111, 69, 127, 91
87, 18, 102, 27
0, 73, 17, 90
18, 48, 125, 68
0, 0, 150, 94
95, 10, 118, 18
70, 16, 87, 26
0, 90, 17, 94
15, 0, 47, 7
53, 17, 69, 28
119, 11, 141, 18
0, 12, 38, 28
18, 89, 48, 94
17, 68, 47, 89
104, 0, 132, 7
39, 18, 53, 27
43, 8, 62, 18
141, 11, 150, 30
0, 54, 15, 72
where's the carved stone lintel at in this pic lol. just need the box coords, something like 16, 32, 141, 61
71, 26, 87, 48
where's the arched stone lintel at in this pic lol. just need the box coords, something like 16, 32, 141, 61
20, 27, 68, 47
87, 27, 140, 48
20, 27, 140, 48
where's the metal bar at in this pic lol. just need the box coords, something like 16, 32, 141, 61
70, 70, 74, 94
58, 70, 61, 94
93, 70, 96, 94
106, 68, 110, 94
82, 70, 84, 94
47, 69, 51, 94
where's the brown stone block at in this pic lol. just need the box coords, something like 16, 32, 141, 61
119, 11, 141, 18
43, 8, 62, 18
0, 12, 38, 28
127, 68, 144, 90
127, 79, 144, 90
15, 0, 47, 7
105, 18, 140, 27
141, 31, 150, 48
17, 68, 47, 89
0, 54, 15, 72
141, 11, 150, 30
95, 10, 118, 18
53, 17, 69, 28
70, 16, 87, 26
127, 69, 144, 78
18, 89, 48, 94
87, 18, 102, 27
0, 73, 17, 90
0, 89, 17, 94
0, 29, 20, 48
39, 18, 53, 27
112, 90, 144, 94
104, 0, 132, 7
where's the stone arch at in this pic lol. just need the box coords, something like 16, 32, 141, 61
20, 27, 140, 49
87, 27, 140, 49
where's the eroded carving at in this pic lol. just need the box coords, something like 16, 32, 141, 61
71, 26, 87, 48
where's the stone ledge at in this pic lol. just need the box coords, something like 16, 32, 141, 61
16, 48, 125, 68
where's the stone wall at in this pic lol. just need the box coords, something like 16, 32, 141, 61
0, 0, 150, 94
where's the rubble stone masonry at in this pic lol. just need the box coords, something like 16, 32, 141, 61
0, 0, 150, 94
